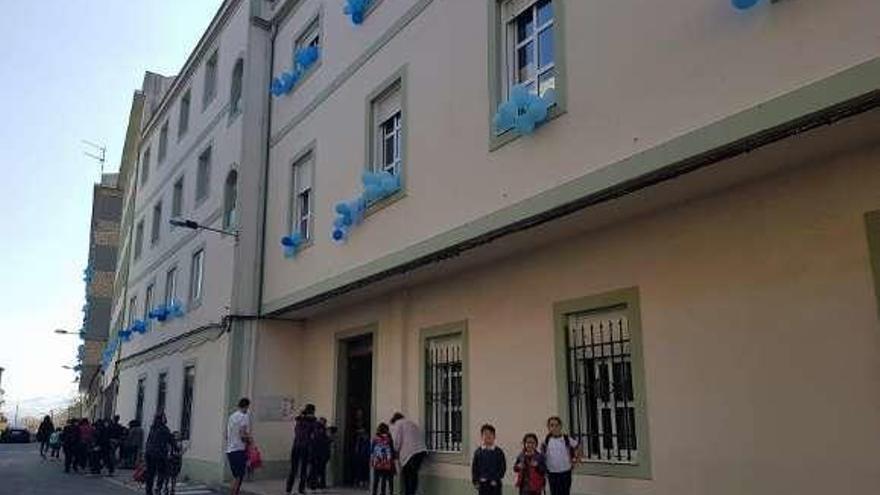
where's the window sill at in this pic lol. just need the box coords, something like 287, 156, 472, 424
489, 105, 565, 152
365, 188, 406, 218
425, 450, 468, 466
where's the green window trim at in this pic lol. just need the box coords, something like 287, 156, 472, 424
363, 65, 409, 217
553, 287, 652, 480
419, 320, 470, 466
864, 211, 880, 320
487, 0, 568, 151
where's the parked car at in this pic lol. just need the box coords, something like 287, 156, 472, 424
0, 428, 31, 443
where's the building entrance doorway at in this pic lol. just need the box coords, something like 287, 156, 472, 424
336, 333, 373, 487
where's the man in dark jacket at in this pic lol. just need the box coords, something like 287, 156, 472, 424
285, 404, 317, 495
144, 413, 174, 495
37, 416, 55, 458
61, 419, 80, 474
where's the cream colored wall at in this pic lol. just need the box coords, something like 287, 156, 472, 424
262, 0, 880, 306
268, 143, 880, 494
115, 334, 229, 464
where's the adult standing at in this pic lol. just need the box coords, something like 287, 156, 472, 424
77, 418, 95, 473
124, 419, 144, 469
285, 404, 317, 495
389, 412, 427, 495
108, 415, 126, 464
97, 419, 116, 476
61, 419, 81, 474
37, 415, 55, 459
226, 398, 252, 495
144, 413, 174, 495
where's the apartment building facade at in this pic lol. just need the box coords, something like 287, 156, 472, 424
234, 0, 880, 494
79, 173, 123, 419
99, 0, 271, 483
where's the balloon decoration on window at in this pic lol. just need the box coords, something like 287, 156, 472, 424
271, 45, 321, 97
82, 266, 94, 283
132, 319, 148, 335
731, 0, 760, 10
330, 170, 400, 243
493, 85, 554, 136
167, 299, 186, 318
281, 232, 305, 258
119, 328, 133, 342
148, 305, 170, 322
344, 0, 372, 25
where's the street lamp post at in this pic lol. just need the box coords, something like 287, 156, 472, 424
169, 218, 238, 238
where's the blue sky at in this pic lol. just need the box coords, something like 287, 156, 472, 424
0, 0, 222, 420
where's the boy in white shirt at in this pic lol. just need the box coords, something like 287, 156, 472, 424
226, 398, 252, 495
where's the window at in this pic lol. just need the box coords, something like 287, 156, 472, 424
506, 0, 555, 98
140, 147, 151, 186
134, 220, 144, 260
164, 267, 177, 306
203, 50, 218, 109
127, 296, 137, 327
180, 365, 196, 440
135, 377, 146, 424
190, 249, 205, 303
490, 0, 565, 147
179, 90, 191, 138
172, 177, 184, 218
371, 81, 402, 176
291, 153, 314, 240
143, 284, 153, 321
196, 147, 212, 203
156, 372, 167, 414
158, 122, 169, 164
424, 330, 465, 454
295, 16, 321, 52
223, 170, 238, 230
151, 201, 162, 245
557, 288, 650, 478
230, 58, 244, 115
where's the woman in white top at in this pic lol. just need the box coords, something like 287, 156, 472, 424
540, 416, 579, 495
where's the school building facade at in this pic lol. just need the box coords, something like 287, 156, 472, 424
237, 0, 880, 494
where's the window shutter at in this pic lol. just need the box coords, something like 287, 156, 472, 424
295, 155, 313, 194
374, 82, 402, 126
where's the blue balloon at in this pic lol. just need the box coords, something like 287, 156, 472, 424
332, 225, 349, 242
732, 0, 759, 9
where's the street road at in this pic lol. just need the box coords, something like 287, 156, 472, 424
0, 442, 128, 495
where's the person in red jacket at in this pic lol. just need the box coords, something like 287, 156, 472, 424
514, 433, 547, 495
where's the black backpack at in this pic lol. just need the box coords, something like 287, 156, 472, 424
541, 434, 576, 461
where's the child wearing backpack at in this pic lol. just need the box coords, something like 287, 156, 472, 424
514, 433, 547, 495
49, 428, 62, 459
541, 417, 580, 495
370, 423, 396, 495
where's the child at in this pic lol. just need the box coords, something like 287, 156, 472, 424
540, 417, 580, 495
164, 431, 185, 495
514, 433, 546, 495
370, 423, 395, 495
471, 424, 506, 495
49, 428, 62, 459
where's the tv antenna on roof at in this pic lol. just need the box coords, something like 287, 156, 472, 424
82, 140, 107, 177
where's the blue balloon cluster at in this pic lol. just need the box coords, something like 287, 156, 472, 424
101, 337, 121, 370
732, 0, 760, 10
148, 305, 170, 322
493, 85, 553, 136
167, 299, 186, 318
271, 46, 321, 97
82, 266, 93, 283
332, 197, 366, 243
281, 232, 305, 258
344, 0, 372, 25
330, 170, 401, 243
132, 319, 148, 335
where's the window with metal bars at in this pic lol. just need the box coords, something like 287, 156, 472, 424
135, 377, 146, 424
424, 334, 463, 453
565, 305, 639, 464
180, 365, 196, 440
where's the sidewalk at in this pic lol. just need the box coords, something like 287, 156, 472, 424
237, 479, 368, 495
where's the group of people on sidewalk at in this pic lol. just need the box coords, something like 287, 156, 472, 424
223, 398, 581, 495
37, 414, 133, 476
471, 416, 580, 495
